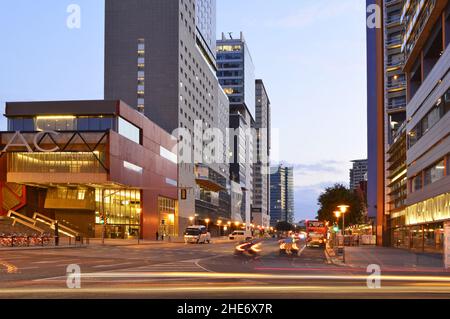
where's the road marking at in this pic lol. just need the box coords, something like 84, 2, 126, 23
92, 262, 133, 269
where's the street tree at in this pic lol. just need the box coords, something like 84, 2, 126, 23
316, 184, 365, 227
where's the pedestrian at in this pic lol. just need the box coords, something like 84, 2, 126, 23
156, 231, 159, 241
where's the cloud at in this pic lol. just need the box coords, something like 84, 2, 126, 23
294, 181, 345, 221
272, 160, 351, 188
266, 0, 362, 29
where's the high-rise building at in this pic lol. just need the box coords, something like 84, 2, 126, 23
349, 159, 368, 191
366, 0, 386, 245
270, 165, 294, 226
217, 32, 256, 228
104, 0, 231, 236
252, 80, 271, 228
368, 0, 450, 253
393, 0, 450, 254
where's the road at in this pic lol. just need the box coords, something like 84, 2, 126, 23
1, 239, 450, 299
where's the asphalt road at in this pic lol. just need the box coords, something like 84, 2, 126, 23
1, 239, 450, 299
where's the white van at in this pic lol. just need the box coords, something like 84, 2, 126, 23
229, 230, 252, 241
184, 226, 211, 244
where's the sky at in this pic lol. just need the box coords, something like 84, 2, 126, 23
0, 0, 368, 222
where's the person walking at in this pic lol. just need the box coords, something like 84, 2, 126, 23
156, 231, 159, 241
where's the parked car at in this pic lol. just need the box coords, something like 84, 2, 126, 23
184, 226, 211, 244
228, 230, 252, 241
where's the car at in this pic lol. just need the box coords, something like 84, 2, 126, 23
229, 230, 252, 241
306, 233, 326, 248
279, 237, 301, 256
184, 226, 211, 244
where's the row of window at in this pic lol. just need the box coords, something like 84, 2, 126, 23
8, 116, 141, 145
8, 116, 115, 132
410, 155, 449, 193
408, 89, 450, 148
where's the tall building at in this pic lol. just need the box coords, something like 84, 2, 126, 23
394, 0, 450, 254
217, 32, 256, 228
368, 0, 450, 253
270, 165, 294, 226
104, 0, 231, 236
366, 0, 386, 245
252, 79, 271, 228
349, 159, 368, 191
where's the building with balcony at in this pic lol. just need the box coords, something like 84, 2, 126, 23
0, 100, 178, 240
349, 159, 368, 191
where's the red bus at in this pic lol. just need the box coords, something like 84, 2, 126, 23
305, 220, 327, 248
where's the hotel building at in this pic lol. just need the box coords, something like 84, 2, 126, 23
0, 100, 178, 240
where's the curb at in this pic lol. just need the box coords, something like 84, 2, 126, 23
0, 245, 87, 251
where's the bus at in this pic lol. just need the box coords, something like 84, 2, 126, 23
305, 220, 327, 248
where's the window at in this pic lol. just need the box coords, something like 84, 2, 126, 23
118, 117, 141, 144
123, 161, 143, 174
412, 175, 422, 192
424, 160, 445, 186
8, 118, 35, 131
160, 146, 177, 164
36, 116, 75, 131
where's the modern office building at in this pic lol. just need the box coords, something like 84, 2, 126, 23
349, 159, 368, 191
217, 32, 256, 228
368, 0, 450, 253
104, 0, 232, 235
392, 0, 450, 253
0, 100, 178, 240
252, 79, 271, 228
270, 165, 294, 226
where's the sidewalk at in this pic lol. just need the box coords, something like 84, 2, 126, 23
327, 245, 444, 271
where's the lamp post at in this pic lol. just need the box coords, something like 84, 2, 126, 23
217, 220, 222, 236
227, 221, 232, 234
189, 216, 194, 226
337, 205, 350, 235
205, 218, 210, 231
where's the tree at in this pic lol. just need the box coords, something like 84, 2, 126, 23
316, 184, 364, 228
275, 221, 295, 232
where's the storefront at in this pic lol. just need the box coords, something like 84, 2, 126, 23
0, 100, 178, 240
389, 192, 450, 254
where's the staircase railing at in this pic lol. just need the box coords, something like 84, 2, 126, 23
33, 212, 78, 238
6, 210, 44, 234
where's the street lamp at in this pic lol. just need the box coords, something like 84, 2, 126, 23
217, 220, 222, 236
337, 205, 350, 235
205, 218, 210, 231
189, 216, 194, 225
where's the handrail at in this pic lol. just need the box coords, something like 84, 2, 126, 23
33, 212, 78, 238
7, 210, 44, 234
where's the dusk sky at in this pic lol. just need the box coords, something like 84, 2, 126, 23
0, 0, 368, 222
